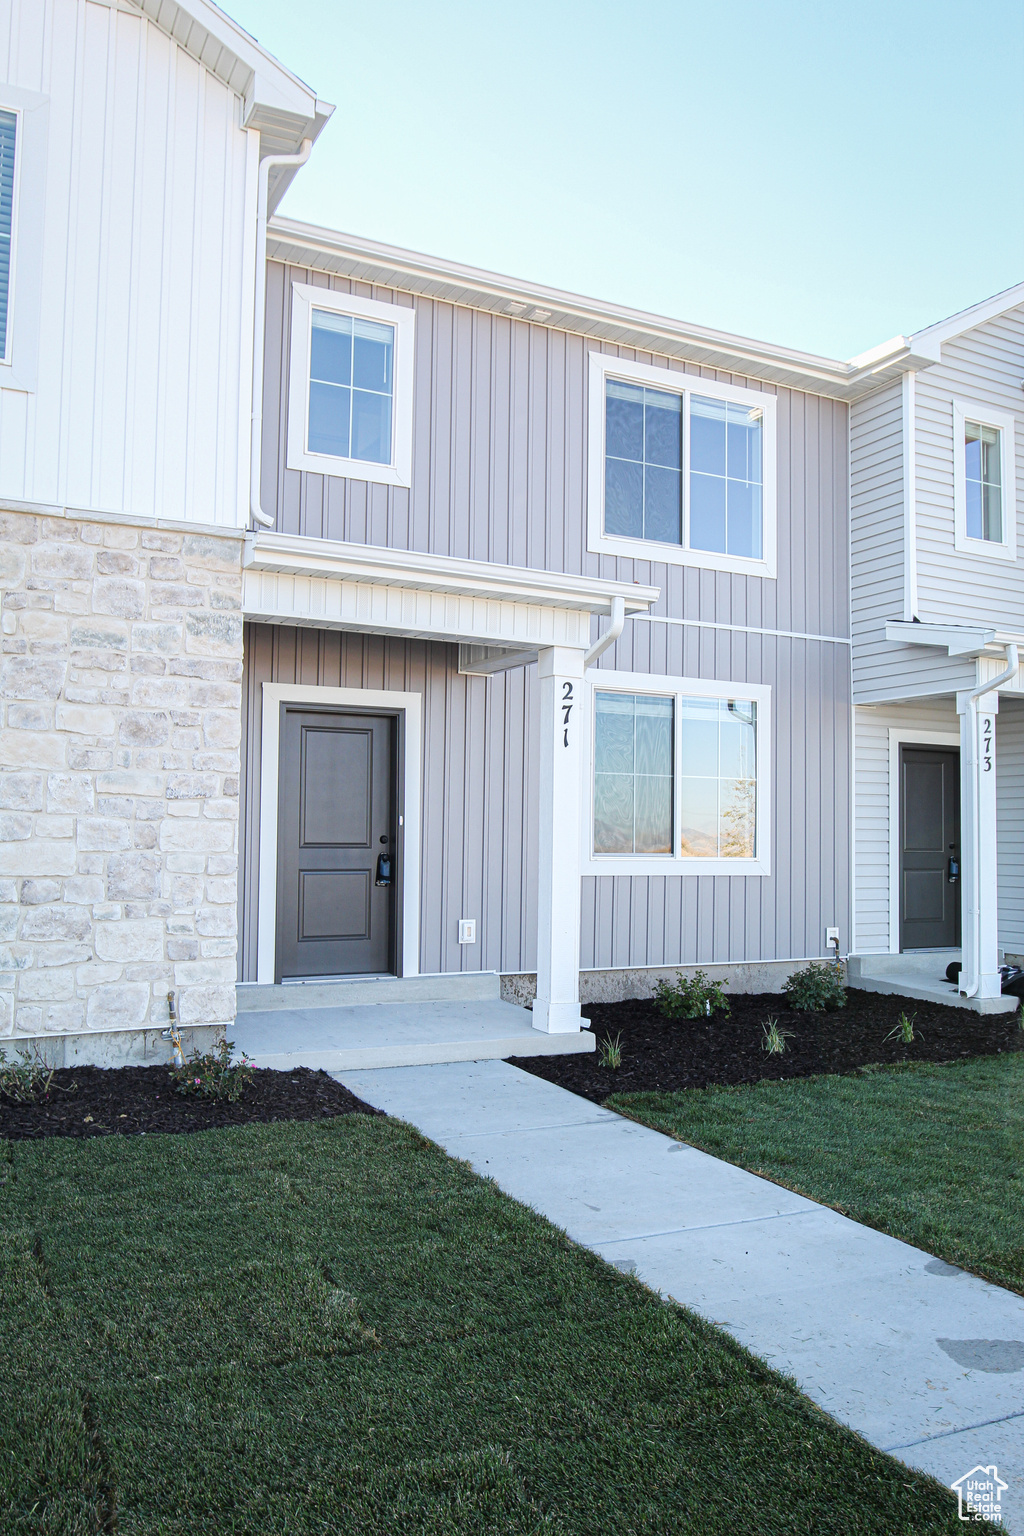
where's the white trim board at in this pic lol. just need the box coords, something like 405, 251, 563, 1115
951, 398, 1018, 562
256, 682, 422, 984
886, 727, 960, 955
580, 668, 772, 877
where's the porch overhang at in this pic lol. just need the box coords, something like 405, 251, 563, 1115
242, 531, 659, 654
885, 621, 1024, 660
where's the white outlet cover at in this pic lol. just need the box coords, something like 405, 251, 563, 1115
458, 919, 477, 944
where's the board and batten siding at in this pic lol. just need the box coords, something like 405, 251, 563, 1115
260, 261, 850, 647
238, 620, 852, 981
915, 305, 1024, 630
0, 0, 256, 524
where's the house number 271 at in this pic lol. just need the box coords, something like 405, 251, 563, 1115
561, 681, 573, 747
982, 715, 993, 772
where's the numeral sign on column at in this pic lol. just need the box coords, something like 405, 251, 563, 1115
561, 681, 573, 747
983, 714, 993, 773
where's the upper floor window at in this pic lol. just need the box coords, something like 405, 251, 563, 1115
953, 400, 1017, 562
287, 285, 415, 488
585, 671, 771, 876
0, 109, 17, 363
588, 352, 777, 578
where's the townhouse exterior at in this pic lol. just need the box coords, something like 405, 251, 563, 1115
0, 0, 1020, 1062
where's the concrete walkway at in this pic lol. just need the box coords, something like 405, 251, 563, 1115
340, 1059, 1024, 1531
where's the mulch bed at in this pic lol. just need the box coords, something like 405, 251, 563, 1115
0, 1066, 380, 1141
510, 987, 1024, 1105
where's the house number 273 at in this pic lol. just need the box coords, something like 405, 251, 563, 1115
982, 715, 993, 772
561, 681, 573, 747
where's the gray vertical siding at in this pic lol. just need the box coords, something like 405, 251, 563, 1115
240, 620, 851, 979
262, 261, 849, 645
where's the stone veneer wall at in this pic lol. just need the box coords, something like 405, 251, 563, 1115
0, 510, 244, 1053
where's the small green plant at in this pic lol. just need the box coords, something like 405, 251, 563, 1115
171, 1037, 255, 1102
653, 970, 730, 1020
885, 1011, 917, 1046
597, 1032, 623, 1070
761, 1018, 793, 1055
784, 960, 847, 1013
0, 1046, 66, 1104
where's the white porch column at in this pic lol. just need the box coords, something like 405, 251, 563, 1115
533, 644, 586, 1032
958, 693, 1001, 998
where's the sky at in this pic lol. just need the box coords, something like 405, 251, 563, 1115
228, 0, 1024, 361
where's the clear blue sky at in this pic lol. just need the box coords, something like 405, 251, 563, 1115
229, 0, 1023, 360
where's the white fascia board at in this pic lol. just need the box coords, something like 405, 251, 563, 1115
909, 281, 1024, 354
884, 620, 1010, 657
243, 531, 660, 616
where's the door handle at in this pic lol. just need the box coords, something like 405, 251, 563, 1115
375, 852, 392, 888
947, 856, 959, 884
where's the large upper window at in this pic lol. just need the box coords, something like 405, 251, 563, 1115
952, 400, 1017, 561
0, 109, 17, 363
588, 353, 777, 577
586, 673, 771, 875
287, 285, 415, 487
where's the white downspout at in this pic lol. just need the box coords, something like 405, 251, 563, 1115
250, 141, 313, 530
584, 596, 626, 668
958, 642, 1019, 997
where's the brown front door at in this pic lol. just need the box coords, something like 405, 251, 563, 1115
276, 707, 395, 981
899, 746, 960, 951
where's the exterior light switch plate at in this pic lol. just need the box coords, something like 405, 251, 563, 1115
458, 919, 476, 945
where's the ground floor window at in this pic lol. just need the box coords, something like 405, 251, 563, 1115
587, 672, 770, 875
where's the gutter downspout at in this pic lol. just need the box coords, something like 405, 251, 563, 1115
584, 596, 626, 668
250, 141, 313, 531
958, 642, 1019, 997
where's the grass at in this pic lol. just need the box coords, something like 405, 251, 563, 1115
609, 1053, 1024, 1297
0, 1116, 973, 1533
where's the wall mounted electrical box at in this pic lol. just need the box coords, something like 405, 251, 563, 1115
458, 919, 476, 945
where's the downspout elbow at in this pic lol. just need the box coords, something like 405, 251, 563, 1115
584, 596, 626, 669
249, 140, 313, 532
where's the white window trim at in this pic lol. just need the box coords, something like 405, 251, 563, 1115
886, 727, 960, 954
286, 284, 415, 487
0, 102, 21, 368
587, 351, 778, 579
952, 398, 1017, 561
581, 669, 772, 877
256, 682, 422, 984
0, 84, 46, 391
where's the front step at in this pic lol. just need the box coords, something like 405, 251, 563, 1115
235, 970, 502, 1014
233, 972, 596, 1071
846, 953, 1018, 1014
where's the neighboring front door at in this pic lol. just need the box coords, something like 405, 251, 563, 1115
276, 708, 395, 981
900, 745, 960, 951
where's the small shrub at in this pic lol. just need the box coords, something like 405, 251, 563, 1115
171, 1038, 255, 1103
0, 1047, 66, 1104
597, 1032, 623, 1070
653, 970, 730, 1020
784, 960, 847, 1013
885, 1011, 916, 1046
761, 1018, 793, 1055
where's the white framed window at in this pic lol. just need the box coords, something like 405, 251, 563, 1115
286, 284, 415, 487
582, 670, 771, 876
952, 399, 1017, 561
587, 352, 777, 578
0, 107, 18, 365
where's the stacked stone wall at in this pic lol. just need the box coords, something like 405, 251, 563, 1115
0, 510, 243, 1049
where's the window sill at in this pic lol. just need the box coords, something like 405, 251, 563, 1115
284, 448, 411, 487
952, 531, 1017, 562
588, 527, 776, 579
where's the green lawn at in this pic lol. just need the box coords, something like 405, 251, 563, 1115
609, 1053, 1024, 1297
0, 1116, 973, 1534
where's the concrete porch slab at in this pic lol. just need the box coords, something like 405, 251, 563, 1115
848, 951, 1018, 1014
233, 998, 595, 1071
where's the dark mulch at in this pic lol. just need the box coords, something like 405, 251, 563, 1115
510, 987, 1024, 1105
0, 1065, 380, 1140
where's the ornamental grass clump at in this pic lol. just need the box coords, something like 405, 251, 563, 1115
597, 1032, 623, 1070
784, 960, 847, 1013
171, 1037, 255, 1103
653, 970, 730, 1021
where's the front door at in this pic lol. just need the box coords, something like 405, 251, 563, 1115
276, 708, 395, 981
899, 746, 960, 951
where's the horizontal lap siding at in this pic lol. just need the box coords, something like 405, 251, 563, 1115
853, 699, 959, 953
0, 0, 252, 524
850, 381, 907, 700
581, 632, 851, 968
237, 623, 538, 981
262, 262, 848, 644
